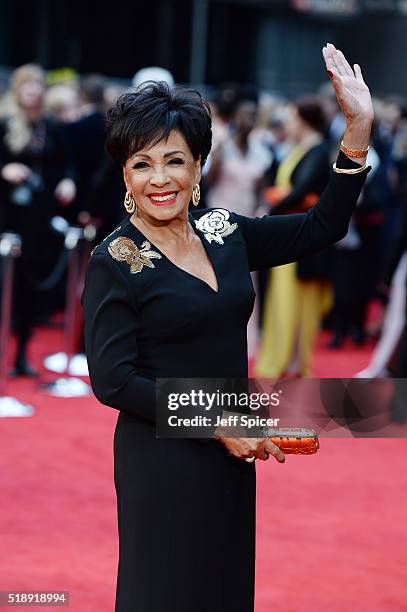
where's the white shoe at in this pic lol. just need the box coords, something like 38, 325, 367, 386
43, 352, 67, 373
0, 397, 35, 417
43, 377, 91, 397
68, 354, 89, 377
43, 352, 89, 376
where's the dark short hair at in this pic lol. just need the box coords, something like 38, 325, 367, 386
106, 81, 212, 167
294, 95, 327, 134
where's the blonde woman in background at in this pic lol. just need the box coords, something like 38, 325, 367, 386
44, 84, 80, 123
0, 64, 76, 376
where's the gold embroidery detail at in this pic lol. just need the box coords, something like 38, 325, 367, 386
194, 209, 237, 245
108, 236, 162, 274
91, 225, 122, 256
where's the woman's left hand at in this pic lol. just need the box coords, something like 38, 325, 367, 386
322, 43, 373, 126
55, 178, 76, 206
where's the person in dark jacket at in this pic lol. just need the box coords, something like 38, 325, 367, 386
0, 64, 76, 375
69, 75, 124, 239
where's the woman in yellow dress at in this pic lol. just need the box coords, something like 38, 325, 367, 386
255, 97, 333, 378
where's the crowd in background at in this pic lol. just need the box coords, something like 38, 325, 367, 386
2, 63, 407, 401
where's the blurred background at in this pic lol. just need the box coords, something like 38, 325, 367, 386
0, 0, 406, 95
1, 1, 407, 611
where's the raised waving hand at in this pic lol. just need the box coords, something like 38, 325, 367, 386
323, 43, 373, 161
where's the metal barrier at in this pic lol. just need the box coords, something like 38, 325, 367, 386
43, 222, 96, 397
0, 233, 34, 417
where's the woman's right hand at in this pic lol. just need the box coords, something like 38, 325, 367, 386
1, 163, 32, 185
215, 435, 285, 463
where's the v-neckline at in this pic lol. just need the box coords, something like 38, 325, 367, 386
125, 214, 220, 294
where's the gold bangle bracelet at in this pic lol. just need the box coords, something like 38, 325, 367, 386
340, 140, 369, 158
333, 162, 369, 174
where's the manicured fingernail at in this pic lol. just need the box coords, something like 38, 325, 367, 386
326, 69, 334, 79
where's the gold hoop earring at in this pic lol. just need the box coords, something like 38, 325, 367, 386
192, 184, 200, 207
124, 191, 136, 214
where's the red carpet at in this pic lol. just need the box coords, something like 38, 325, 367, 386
311, 330, 377, 378
1, 326, 406, 611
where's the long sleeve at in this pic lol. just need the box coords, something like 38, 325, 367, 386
81, 252, 156, 423
235, 152, 369, 271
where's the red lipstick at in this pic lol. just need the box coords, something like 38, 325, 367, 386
148, 191, 178, 206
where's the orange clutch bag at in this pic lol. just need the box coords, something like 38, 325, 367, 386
266, 428, 319, 455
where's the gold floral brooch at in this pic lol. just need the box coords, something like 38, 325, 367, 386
194, 209, 237, 244
108, 237, 162, 274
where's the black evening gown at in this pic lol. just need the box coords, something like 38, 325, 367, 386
81, 153, 367, 612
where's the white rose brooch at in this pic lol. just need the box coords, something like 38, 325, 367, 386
108, 237, 162, 274
194, 209, 237, 245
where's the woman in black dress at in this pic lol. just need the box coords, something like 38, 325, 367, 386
82, 44, 373, 612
